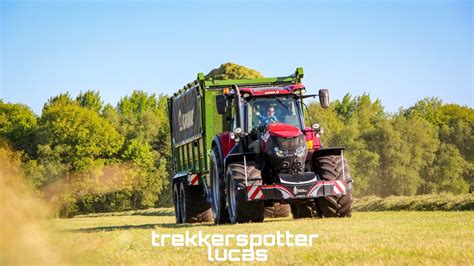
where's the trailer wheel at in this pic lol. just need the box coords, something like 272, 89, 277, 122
226, 162, 264, 224
173, 181, 183, 223
264, 203, 291, 218
290, 202, 316, 219
315, 155, 353, 218
210, 148, 230, 224
178, 181, 212, 223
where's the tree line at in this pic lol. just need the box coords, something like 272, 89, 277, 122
307, 94, 473, 196
0, 90, 171, 217
0, 63, 472, 217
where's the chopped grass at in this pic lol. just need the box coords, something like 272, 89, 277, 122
354, 193, 474, 211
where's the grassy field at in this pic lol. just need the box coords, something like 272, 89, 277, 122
48, 209, 474, 265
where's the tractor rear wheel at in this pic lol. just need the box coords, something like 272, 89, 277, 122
315, 155, 353, 217
173, 181, 183, 223
210, 147, 230, 224
290, 202, 316, 219
226, 162, 264, 224
179, 181, 213, 223
265, 203, 291, 218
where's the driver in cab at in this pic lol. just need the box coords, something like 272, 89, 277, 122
256, 106, 278, 125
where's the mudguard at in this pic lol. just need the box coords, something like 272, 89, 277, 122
172, 172, 201, 186
312, 147, 345, 158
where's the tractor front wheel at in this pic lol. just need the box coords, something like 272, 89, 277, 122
226, 162, 264, 224
315, 155, 353, 217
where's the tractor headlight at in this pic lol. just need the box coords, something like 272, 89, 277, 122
273, 147, 288, 158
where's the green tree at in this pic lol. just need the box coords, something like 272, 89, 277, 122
101, 103, 120, 129
366, 115, 439, 196
38, 103, 123, 171
0, 101, 38, 155
437, 104, 474, 161
43, 92, 74, 111
334, 93, 357, 120
116, 90, 164, 141
35, 98, 125, 216
334, 93, 384, 132
406, 99, 473, 191
115, 91, 171, 207
118, 90, 158, 116
406, 97, 444, 125
421, 143, 469, 193
76, 90, 103, 113
121, 139, 165, 208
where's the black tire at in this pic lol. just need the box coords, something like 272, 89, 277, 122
264, 203, 291, 218
173, 181, 183, 223
210, 147, 230, 224
315, 155, 353, 218
290, 202, 316, 219
226, 162, 264, 224
179, 181, 213, 223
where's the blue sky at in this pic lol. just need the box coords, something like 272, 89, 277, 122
1, 0, 472, 114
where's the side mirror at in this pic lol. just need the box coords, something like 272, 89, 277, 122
216, 95, 227, 114
319, 89, 330, 108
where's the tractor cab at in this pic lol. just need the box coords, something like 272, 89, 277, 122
247, 94, 303, 133
216, 83, 331, 181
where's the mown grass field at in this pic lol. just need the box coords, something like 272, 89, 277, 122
50, 209, 474, 265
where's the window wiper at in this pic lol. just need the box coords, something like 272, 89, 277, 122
276, 99, 290, 111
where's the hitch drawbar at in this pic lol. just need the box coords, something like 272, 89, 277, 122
246, 179, 347, 201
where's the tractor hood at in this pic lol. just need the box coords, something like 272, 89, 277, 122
267, 123, 303, 138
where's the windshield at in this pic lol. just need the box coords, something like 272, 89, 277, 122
246, 96, 303, 131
